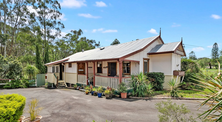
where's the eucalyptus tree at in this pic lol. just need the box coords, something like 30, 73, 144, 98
31, 0, 65, 63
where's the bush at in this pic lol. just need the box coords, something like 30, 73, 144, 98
118, 82, 127, 93
156, 100, 196, 122
0, 94, 26, 122
3, 79, 31, 89
146, 72, 164, 91
130, 73, 153, 97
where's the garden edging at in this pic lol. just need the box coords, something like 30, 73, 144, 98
129, 96, 207, 100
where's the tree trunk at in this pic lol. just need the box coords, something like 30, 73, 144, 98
3, 0, 7, 57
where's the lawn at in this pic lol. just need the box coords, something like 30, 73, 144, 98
153, 89, 211, 99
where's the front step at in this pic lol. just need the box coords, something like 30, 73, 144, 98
57, 80, 67, 88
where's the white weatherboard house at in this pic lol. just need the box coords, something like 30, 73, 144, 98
45, 35, 186, 89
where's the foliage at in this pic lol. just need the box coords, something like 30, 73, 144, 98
189, 51, 197, 60
3, 79, 32, 89
0, 55, 23, 79
28, 99, 42, 121
168, 79, 179, 98
35, 44, 45, 74
93, 88, 98, 92
24, 64, 39, 80
130, 73, 153, 97
98, 86, 103, 93
180, 59, 201, 89
110, 38, 120, 45
84, 86, 90, 90
146, 72, 165, 91
104, 89, 112, 95
194, 62, 222, 121
118, 82, 127, 93
197, 57, 211, 68
155, 100, 196, 122
85, 90, 89, 93
212, 42, 219, 63
0, 94, 26, 122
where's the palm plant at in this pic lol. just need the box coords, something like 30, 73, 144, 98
194, 61, 222, 121
168, 79, 179, 98
24, 64, 39, 79
130, 72, 153, 97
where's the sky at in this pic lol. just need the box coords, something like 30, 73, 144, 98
57, 0, 222, 58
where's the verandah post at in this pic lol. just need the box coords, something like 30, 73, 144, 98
119, 59, 123, 84
86, 62, 88, 85
93, 62, 95, 86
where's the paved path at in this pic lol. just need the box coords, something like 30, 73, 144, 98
1, 88, 207, 122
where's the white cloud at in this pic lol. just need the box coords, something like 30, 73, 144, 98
191, 47, 205, 52
92, 28, 117, 33
95, 1, 107, 7
211, 14, 221, 19
92, 28, 104, 33
147, 28, 158, 34
60, 0, 86, 8
51, 29, 68, 38
60, 14, 67, 21
78, 13, 101, 18
172, 23, 181, 27
102, 30, 118, 33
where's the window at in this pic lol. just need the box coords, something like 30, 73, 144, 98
123, 62, 130, 75
56, 66, 59, 73
78, 63, 85, 74
143, 59, 149, 74
97, 62, 102, 73
52, 66, 55, 73
68, 63, 72, 68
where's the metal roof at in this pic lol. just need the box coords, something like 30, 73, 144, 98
148, 41, 181, 54
45, 36, 159, 65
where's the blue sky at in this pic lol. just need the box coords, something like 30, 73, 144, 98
58, 0, 222, 58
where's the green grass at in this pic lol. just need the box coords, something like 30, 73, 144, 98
153, 89, 211, 99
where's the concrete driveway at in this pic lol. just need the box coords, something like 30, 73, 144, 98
1, 88, 207, 122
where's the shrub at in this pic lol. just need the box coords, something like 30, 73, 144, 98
28, 99, 42, 121
3, 79, 31, 89
118, 82, 127, 93
0, 94, 26, 122
156, 100, 196, 122
24, 64, 39, 80
168, 79, 179, 98
146, 72, 164, 91
130, 73, 153, 97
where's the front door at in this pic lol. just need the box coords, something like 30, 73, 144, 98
78, 63, 85, 74
60, 63, 63, 80
108, 62, 117, 76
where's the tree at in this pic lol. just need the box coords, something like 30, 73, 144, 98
111, 38, 120, 45
212, 42, 219, 63
35, 44, 44, 73
189, 51, 197, 60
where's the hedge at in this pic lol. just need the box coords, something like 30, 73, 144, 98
146, 72, 165, 91
0, 94, 26, 122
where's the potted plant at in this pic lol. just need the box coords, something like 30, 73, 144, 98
92, 88, 97, 95
104, 89, 112, 99
19, 115, 25, 122
24, 99, 43, 122
97, 86, 103, 98
118, 82, 127, 99
85, 90, 89, 95
73, 84, 77, 90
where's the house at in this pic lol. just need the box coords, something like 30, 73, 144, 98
45, 35, 186, 89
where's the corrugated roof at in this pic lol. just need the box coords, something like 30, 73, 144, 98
148, 41, 181, 54
45, 36, 159, 65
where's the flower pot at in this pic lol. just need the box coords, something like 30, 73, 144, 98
97, 93, 102, 98
91, 91, 94, 95
85, 92, 89, 95
24, 115, 42, 122
93, 92, 97, 96
121, 93, 127, 99
105, 94, 112, 99
19, 115, 25, 122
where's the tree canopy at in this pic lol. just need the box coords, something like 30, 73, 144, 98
111, 38, 120, 45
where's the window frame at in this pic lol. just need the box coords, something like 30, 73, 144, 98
122, 62, 131, 75
143, 58, 149, 74
97, 62, 103, 73
68, 63, 72, 68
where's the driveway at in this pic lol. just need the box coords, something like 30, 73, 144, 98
1, 88, 207, 122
